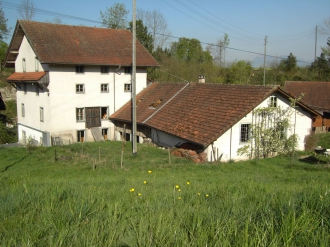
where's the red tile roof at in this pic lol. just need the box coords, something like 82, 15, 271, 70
5, 20, 159, 67
284, 81, 330, 112
110, 83, 285, 147
7, 72, 47, 82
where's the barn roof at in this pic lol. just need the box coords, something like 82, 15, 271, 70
111, 83, 320, 147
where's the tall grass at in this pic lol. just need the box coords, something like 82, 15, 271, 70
0, 141, 330, 246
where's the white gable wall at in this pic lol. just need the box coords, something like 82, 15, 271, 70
206, 92, 312, 162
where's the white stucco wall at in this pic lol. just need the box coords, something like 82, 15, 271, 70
15, 35, 149, 145
206, 92, 312, 162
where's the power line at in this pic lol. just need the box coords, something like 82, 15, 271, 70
2, 1, 313, 64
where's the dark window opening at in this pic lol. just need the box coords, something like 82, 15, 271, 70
77, 130, 85, 142
240, 124, 251, 143
125, 67, 132, 74
76, 65, 84, 73
101, 66, 109, 73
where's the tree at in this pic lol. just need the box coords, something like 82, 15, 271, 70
0, 2, 9, 41
137, 9, 171, 50
227, 60, 253, 84
170, 38, 212, 63
0, 40, 8, 63
18, 0, 36, 20
100, 3, 129, 29
129, 19, 154, 53
237, 104, 299, 160
321, 37, 330, 58
320, 17, 330, 35
279, 53, 297, 74
311, 53, 330, 81
207, 34, 230, 67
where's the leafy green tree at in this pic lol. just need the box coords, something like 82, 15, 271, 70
170, 38, 212, 63
321, 37, 330, 59
0, 2, 10, 41
100, 3, 129, 29
0, 40, 8, 63
311, 53, 330, 81
227, 60, 253, 84
279, 53, 297, 74
129, 19, 154, 53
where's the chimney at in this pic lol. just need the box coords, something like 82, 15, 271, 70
198, 75, 205, 83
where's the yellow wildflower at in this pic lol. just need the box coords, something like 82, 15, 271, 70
148, 170, 152, 174
197, 192, 201, 196
205, 194, 209, 197
175, 185, 179, 189
186, 181, 190, 185
143, 180, 147, 184
178, 196, 181, 200
138, 193, 142, 196
130, 188, 135, 192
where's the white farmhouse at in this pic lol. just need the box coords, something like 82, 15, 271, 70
4, 20, 159, 146
110, 82, 321, 162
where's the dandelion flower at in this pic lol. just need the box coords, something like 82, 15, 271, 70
175, 185, 180, 189
178, 189, 181, 192
130, 188, 135, 192
148, 170, 152, 174
138, 193, 142, 196
178, 196, 181, 200
197, 192, 201, 196
186, 181, 190, 185
205, 194, 209, 197
143, 180, 147, 184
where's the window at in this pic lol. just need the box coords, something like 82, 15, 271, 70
40, 107, 44, 122
21, 103, 25, 117
124, 83, 131, 92
22, 130, 26, 144
22, 58, 26, 72
76, 65, 84, 73
76, 84, 85, 93
101, 107, 108, 119
101, 84, 109, 93
35, 57, 39, 72
269, 96, 277, 108
76, 108, 85, 121
102, 128, 108, 140
35, 84, 39, 96
124, 67, 132, 74
77, 130, 85, 143
23, 83, 27, 94
240, 124, 251, 143
101, 66, 109, 73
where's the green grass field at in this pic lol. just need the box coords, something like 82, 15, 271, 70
1, 141, 330, 246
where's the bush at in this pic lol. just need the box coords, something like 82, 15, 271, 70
304, 132, 319, 151
0, 122, 17, 144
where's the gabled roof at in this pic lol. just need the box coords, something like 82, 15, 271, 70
5, 20, 159, 68
111, 83, 319, 148
284, 81, 330, 112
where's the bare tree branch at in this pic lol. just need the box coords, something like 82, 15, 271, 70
18, 0, 36, 20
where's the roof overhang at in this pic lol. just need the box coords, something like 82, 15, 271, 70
7, 72, 49, 88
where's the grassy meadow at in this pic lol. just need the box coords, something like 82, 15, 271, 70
0, 140, 330, 246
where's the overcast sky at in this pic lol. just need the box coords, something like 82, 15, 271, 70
2, 0, 330, 66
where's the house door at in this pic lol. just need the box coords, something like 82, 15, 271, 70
86, 107, 101, 128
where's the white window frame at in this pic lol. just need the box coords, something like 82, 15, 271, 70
101, 84, 109, 93
21, 103, 25, 117
76, 108, 85, 122
40, 107, 44, 122
240, 123, 251, 143
76, 84, 85, 94
101, 106, 108, 120
269, 96, 277, 108
124, 83, 131, 92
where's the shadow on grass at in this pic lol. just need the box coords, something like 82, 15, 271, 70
1, 154, 28, 172
298, 155, 329, 165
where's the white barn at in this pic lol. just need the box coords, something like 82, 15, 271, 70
4, 20, 159, 146
110, 83, 321, 162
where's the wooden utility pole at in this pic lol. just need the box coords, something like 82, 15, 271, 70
132, 0, 137, 155
314, 26, 318, 61
263, 35, 268, 85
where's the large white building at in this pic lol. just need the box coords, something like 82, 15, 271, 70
5, 20, 159, 146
